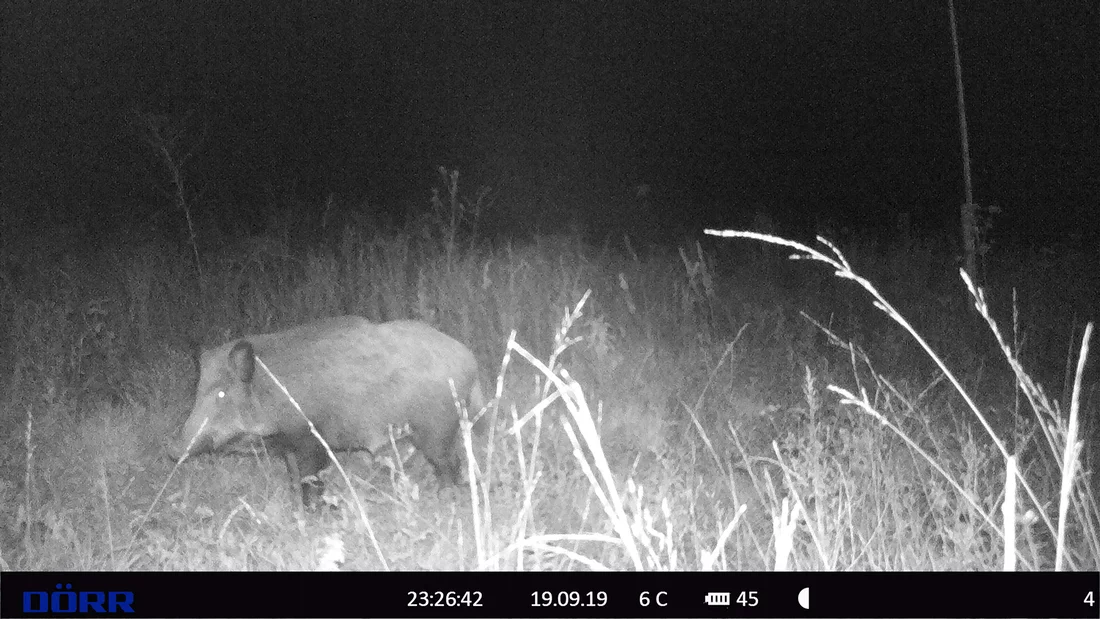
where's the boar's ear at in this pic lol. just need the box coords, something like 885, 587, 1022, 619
227, 341, 256, 383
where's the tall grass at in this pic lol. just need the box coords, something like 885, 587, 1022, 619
0, 194, 1095, 571
704, 229, 1097, 570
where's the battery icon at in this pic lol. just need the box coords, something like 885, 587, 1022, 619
705, 592, 731, 606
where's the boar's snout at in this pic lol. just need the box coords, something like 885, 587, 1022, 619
167, 422, 203, 462
166, 438, 188, 463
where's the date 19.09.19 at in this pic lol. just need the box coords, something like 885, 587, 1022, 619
530, 590, 609, 608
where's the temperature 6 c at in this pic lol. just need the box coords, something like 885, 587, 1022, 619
531, 591, 608, 607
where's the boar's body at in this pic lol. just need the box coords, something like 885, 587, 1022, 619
170, 316, 485, 509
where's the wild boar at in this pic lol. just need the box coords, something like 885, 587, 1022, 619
169, 317, 485, 509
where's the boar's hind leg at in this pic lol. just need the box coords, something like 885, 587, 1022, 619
411, 420, 462, 487
285, 441, 330, 510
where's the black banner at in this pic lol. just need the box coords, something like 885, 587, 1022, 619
1, 571, 1096, 618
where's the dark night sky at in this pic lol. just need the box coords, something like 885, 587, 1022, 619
1, 0, 1095, 242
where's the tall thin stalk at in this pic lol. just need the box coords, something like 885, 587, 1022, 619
947, 0, 978, 284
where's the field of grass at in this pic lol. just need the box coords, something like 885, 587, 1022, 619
0, 194, 1096, 571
